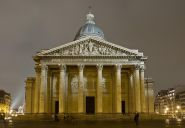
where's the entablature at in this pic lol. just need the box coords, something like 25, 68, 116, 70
40, 58, 143, 66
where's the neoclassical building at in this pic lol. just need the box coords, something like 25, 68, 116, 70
25, 12, 153, 115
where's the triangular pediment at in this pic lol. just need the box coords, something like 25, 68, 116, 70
37, 36, 143, 57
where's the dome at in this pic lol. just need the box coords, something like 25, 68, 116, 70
74, 12, 104, 40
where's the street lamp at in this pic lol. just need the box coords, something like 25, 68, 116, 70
164, 107, 169, 115
176, 105, 180, 109
166, 107, 169, 111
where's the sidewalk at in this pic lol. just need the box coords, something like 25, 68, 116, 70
0, 119, 184, 128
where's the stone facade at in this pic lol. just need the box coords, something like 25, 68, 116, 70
155, 85, 185, 115
25, 12, 154, 115
0, 90, 11, 114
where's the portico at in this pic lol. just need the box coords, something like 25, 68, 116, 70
28, 62, 146, 114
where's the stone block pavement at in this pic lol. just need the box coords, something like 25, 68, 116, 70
0, 119, 185, 128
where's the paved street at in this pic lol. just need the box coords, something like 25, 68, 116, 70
0, 119, 185, 128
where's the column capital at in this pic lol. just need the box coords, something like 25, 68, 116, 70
135, 64, 140, 70
35, 65, 41, 73
78, 64, 84, 71
41, 65, 48, 71
140, 65, 145, 72
96, 64, 103, 70
59, 64, 66, 71
115, 64, 122, 70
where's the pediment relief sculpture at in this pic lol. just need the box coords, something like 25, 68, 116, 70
37, 38, 143, 57
45, 41, 127, 56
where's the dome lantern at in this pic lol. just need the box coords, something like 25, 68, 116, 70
86, 12, 95, 24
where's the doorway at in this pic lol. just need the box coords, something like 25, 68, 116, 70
122, 101, 126, 114
55, 101, 59, 114
86, 96, 95, 114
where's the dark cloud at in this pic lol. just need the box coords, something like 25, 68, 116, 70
0, 0, 185, 108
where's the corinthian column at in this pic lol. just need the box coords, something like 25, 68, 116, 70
96, 64, 103, 113
134, 65, 141, 112
140, 65, 146, 113
129, 70, 134, 113
78, 64, 84, 113
59, 64, 66, 113
39, 65, 48, 113
25, 79, 33, 113
115, 64, 122, 113
34, 65, 41, 113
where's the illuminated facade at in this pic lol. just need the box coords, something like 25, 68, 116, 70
154, 90, 168, 114
0, 90, 11, 114
174, 88, 185, 114
155, 86, 185, 115
155, 89, 175, 114
25, 12, 154, 115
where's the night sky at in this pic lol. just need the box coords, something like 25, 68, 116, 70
0, 0, 185, 108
